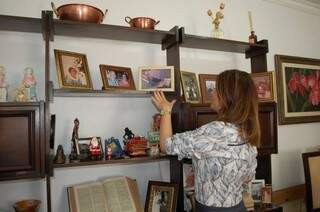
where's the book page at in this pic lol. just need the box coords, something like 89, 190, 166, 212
101, 176, 137, 212
70, 182, 108, 212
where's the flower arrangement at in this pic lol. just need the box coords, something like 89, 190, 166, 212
207, 3, 225, 38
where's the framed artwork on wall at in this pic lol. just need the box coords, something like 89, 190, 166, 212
251, 72, 275, 102
54, 49, 92, 89
199, 74, 217, 104
275, 55, 320, 125
181, 71, 201, 103
145, 181, 178, 212
99, 64, 136, 90
138, 66, 175, 91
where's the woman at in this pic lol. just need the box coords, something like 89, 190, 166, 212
152, 69, 260, 212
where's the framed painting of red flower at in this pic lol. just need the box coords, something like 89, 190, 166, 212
275, 55, 320, 125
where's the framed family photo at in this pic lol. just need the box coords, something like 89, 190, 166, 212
251, 72, 275, 102
181, 71, 201, 103
54, 49, 92, 89
199, 74, 217, 104
145, 181, 178, 212
275, 55, 320, 125
99, 64, 135, 90
138, 66, 175, 91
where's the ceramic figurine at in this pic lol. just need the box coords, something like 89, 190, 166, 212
53, 144, 66, 164
89, 137, 103, 160
107, 145, 112, 160
207, 2, 225, 38
22, 67, 37, 101
0, 66, 8, 102
123, 127, 135, 144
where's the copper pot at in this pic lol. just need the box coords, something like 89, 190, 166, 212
13, 199, 41, 212
51, 2, 108, 24
125, 16, 160, 30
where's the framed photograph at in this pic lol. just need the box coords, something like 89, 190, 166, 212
181, 71, 201, 103
145, 181, 178, 212
138, 66, 175, 91
99, 64, 136, 90
77, 137, 103, 161
199, 74, 217, 104
183, 163, 194, 191
261, 184, 272, 204
251, 72, 275, 102
251, 179, 265, 203
54, 49, 92, 89
275, 55, 320, 124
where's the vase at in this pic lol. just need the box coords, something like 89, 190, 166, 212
212, 26, 223, 39
13, 199, 41, 212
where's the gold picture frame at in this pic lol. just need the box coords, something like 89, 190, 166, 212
54, 49, 93, 89
251, 71, 275, 102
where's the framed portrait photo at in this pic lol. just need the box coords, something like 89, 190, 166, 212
54, 49, 92, 89
138, 66, 175, 91
145, 181, 178, 212
275, 55, 320, 125
199, 74, 217, 104
99, 64, 136, 90
251, 72, 275, 102
181, 71, 201, 103
251, 179, 265, 203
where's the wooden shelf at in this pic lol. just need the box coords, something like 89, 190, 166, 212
180, 33, 267, 53
53, 155, 171, 168
53, 89, 152, 98
0, 15, 41, 33
53, 19, 175, 45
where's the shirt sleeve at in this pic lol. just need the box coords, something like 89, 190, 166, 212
247, 147, 258, 181
165, 122, 224, 160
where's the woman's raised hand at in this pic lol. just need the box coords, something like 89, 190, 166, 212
151, 90, 176, 112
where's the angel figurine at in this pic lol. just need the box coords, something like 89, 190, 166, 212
0, 66, 8, 102
207, 2, 225, 38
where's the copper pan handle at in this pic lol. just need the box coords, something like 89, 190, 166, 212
51, 2, 59, 17
125, 16, 132, 24
102, 9, 108, 22
155, 20, 160, 25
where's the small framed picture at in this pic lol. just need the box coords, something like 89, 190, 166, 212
183, 163, 194, 191
181, 71, 201, 103
54, 49, 92, 89
138, 66, 175, 91
199, 74, 217, 104
145, 181, 178, 212
261, 184, 272, 204
251, 179, 265, 203
251, 72, 275, 102
77, 137, 103, 161
99, 64, 136, 90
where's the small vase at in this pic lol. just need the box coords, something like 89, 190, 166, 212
13, 199, 41, 212
212, 26, 223, 39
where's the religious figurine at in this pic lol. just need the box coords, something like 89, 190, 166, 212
53, 144, 66, 164
0, 66, 8, 102
89, 137, 103, 160
21, 67, 37, 101
69, 118, 80, 162
207, 2, 225, 38
248, 11, 258, 44
107, 145, 112, 160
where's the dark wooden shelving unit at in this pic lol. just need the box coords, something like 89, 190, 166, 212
0, 14, 42, 33
53, 89, 152, 98
53, 155, 171, 168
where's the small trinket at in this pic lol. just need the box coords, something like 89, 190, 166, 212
69, 118, 80, 162
22, 67, 37, 101
53, 144, 66, 164
207, 3, 225, 38
89, 137, 103, 160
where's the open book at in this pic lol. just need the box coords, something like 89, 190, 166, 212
68, 176, 143, 212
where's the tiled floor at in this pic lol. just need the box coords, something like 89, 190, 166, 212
281, 199, 306, 212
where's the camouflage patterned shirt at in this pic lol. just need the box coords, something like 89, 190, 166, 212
165, 121, 257, 207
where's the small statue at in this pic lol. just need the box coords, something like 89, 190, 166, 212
69, 118, 80, 162
89, 137, 103, 160
123, 127, 135, 144
14, 87, 28, 102
207, 3, 225, 38
53, 144, 66, 164
248, 11, 258, 44
105, 137, 124, 159
0, 66, 8, 102
107, 145, 112, 160
22, 67, 37, 101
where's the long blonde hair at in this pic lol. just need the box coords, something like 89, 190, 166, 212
216, 69, 260, 147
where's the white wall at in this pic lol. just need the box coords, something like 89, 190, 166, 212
1, 0, 320, 211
